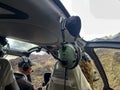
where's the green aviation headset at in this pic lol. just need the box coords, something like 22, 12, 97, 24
58, 16, 82, 69
58, 43, 82, 69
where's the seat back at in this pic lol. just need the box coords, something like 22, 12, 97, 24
0, 58, 20, 90
47, 61, 92, 90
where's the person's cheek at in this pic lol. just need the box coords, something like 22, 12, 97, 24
29, 67, 33, 73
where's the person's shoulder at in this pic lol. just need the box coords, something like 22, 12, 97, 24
14, 72, 26, 80
0, 58, 11, 71
17, 79, 34, 90
0, 58, 10, 65
16, 76, 32, 86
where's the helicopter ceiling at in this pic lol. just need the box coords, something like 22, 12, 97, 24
0, 0, 75, 46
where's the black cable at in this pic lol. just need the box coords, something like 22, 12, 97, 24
64, 68, 67, 90
61, 29, 65, 43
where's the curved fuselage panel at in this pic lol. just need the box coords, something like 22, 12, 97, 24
0, 0, 74, 46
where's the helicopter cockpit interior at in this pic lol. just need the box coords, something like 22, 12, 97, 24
0, 0, 120, 90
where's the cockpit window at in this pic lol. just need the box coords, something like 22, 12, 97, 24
94, 48, 120, 90
7, 38, 38, 51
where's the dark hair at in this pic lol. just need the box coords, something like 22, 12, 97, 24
18, 57, 35, 71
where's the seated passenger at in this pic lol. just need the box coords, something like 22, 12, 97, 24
79, 52, 99, 90
44, 43, 92, 90
0, 36, 20, 90
14, 56, 36, 90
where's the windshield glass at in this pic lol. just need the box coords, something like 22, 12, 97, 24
7, 38, 38, 51
94, 48, 120, 90
60, 0, 120, 41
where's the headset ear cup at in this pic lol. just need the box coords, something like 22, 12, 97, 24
58, 43, 82, 69
22, 63, 29, 71
0, 50, 4, 57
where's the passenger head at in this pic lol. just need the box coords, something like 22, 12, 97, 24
0, 36, 7, 57
18, 56, 36, 75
